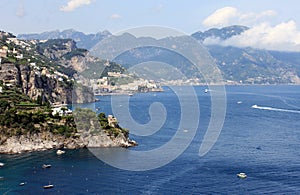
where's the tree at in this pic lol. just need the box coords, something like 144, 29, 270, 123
0, 100, 10, 112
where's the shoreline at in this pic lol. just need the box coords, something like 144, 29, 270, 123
0, 132, 137, 155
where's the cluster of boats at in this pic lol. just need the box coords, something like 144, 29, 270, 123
0, 150, 66, 190
40, 150, 65, 189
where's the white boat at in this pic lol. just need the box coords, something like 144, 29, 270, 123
204, 89, 209, 93
237, 172, 247, 179
43, 184, 54, 189
19, 182, 26, 186
42, 164, 51, 169
56, 149, 65, 155
0, 162, 4, 167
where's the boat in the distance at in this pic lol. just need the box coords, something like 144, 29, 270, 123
19, 182, 26, 186
0, 162, 4, 167
43, 184, 54, 189
237, 172, 247, 179
42, 164, 51, 169
56, 149, 65, 155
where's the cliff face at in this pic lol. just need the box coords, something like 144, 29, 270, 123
0, 33, 98, 104
0, 62, 73, 104
0, 31, 137, 154
38, 39, 77, 60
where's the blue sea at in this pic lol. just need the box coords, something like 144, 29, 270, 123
1, 85, 300, 194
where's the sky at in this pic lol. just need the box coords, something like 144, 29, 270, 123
1, 0, 300, 51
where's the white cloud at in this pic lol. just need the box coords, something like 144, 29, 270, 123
204, 21, 300, 51
203, 6, 277, 28
110, 14, 122, 20
203, 7, 238, 27
60, 0, 91, 12
202, 7, 300, 51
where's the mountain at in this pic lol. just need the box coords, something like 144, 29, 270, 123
16, 26, 300, 84
0, 31, 104, 104
18, 29, 111, 50
268, 51, 300, 77
191, 25, 249, 42
190, 25, 300, 84
93, 28, 300, 84
90, 33, 219, 83
207, 45, 300, 84
0, 31, 136, 154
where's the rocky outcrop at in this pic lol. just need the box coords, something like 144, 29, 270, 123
0, 62, 73, 104
0, 131, 137, 154
37, 39, 77, 60
72, 84, 95, 103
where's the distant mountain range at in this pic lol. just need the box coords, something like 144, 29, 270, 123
18, 29, 111, 50
191, 25, 249, 41
191, 25, 300, 84
17, 26, 300, 84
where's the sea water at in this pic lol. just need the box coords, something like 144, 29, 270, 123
0, 85, 300, 194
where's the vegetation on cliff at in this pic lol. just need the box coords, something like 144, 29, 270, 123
0, 80, 131, 146
73, 107, 129, 138
0, 30, 136, 153
0, 82, 77, 139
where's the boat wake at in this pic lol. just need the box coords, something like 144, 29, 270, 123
251, 105, 300, 114
231, 91, 300, 110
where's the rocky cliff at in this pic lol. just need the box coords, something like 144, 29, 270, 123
0, 31, 97, 104
0, 62, 74, 104
0, 131, 136, 154
0, 31, 137, 154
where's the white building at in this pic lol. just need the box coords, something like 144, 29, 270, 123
52, 106, 72, 116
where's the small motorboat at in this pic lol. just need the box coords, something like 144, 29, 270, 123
43, 184, 54, 189
42, 164, 51, 169
56, 149, 65, 155
237, 172, 247, 179
19, 182, 26, 186
0, 162, 5, 167
204, 89, 209, 93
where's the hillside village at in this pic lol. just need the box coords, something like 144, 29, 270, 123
0, 30, 143, 153
0, 30, 162, 102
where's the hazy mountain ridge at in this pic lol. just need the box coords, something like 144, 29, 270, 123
191, 25, 249, 41
207, 45, 300, 84
18, 29, 111, 50
191, 25, 300, 84
17, 26, 300, 84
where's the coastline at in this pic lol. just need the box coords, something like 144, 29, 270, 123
0, 131, 137, 154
